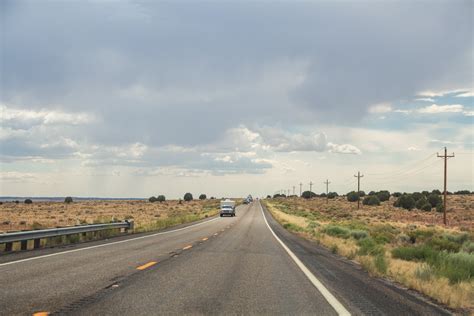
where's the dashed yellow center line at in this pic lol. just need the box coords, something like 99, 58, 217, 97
213, 233, 218, 236
136, 261, 157, 270
183, 245, 193, 250
202, 237, 208, 241
33, 313, 49, 316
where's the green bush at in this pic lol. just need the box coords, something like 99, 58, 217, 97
427, 237, 461, 252
391, 246, 437, 261
433, 252, 474, 283
411, 192, 424, 201
350, 230, 368, 240
368, 191, 376, 196
346, 191, 359, 202
370, 224, 398, 244
301, 191, 317, 199
376, 190, 390, 202
199, 194, 207, 200
323, 225, 350, 239
149, 196, 157, 203
461, 241, 474, 254
454, 190, 471, 195
436, 203, 444, 213
24, 199, 33, 204
327, 192, 338, 199
421, 203, 432, 212
64, 196, 73, 203
283, 222, 304, 232
358, 191, 366, 197
392, 192, 402, 197
415, 196, 428, 209
397, 195, 416, 210
374, 253, 388, 274
431, 189, 442, 195
428, 194, 442, 207
157, 195, 166, 202
183, 193, 193, 201
363, 195, 380, 206
357, 238, 384, 256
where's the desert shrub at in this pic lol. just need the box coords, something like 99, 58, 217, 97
327, 192, 338, 199
370, 224, 398, 244
368, 191, 376, 196
421, 190, 430, 196
319, 193, 327, 198
431, 189, 442, 195
31, 221, 45, 230
427, 237, 461, 253
273, 193, 285, 198
397, 195, 415, 210
24, 199, 33, 204
376, 190, 390, 202
436, 203, 444, 213
350, 230, 368, 240
307, 221, 319, 230
266, 195, 271, 199
183, 193, 193, 201
283, 222, 304, 232
415, 196, 428, 209
461, 241, 474, 254
421, 203, 432, 212
199, 194, 207, 200
346, 191, 359, 202
157, 195, 166, 202
454, 190, 470, 195
363, 195, 380, 206
357, 237, 384, 256
411, 192, 424, 201
301, 191, 317, 199
391, 246, 437, 262
407, 229, 435, 243
358, 191, 366, 197
428, 194, 442, 207
149, 196, 157, 203
392, 192, 402, 197
433, 252, 474, 283
374, 253, 388, 274
64, 196, 73, 203
323, 225, 350, 239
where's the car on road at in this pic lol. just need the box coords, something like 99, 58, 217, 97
220, 199, 236, 217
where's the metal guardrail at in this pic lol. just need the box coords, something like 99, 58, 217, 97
0, 220, 134, 251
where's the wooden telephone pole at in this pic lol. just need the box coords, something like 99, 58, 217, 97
354, 172, 364, 209
293, 186, 295, 196
437, 147, 455, 225
309, 181, 313, 198
323, 179, 331, 204
299, 183, 302, 197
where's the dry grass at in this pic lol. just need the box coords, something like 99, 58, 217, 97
0, 199, 220, 232
264, 197, 474, 312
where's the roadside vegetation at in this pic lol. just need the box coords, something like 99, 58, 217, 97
0, 198, 221, 251
263, 193, 473, 312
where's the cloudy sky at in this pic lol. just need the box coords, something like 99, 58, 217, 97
1, 0, 473, 198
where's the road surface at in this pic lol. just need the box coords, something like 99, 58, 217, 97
0, 201, 449, 315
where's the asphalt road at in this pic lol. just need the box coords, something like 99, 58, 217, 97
0, 201, 450, 315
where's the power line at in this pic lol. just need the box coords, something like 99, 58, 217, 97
366, 152, 437, 177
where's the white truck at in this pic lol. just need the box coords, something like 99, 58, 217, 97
220, 199, 236, 217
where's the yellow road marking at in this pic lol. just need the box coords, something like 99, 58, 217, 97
33, 313, 49, 316
202, 237, 208, 241
213, 233, 218, 236
183, 245, 192, 250
136, 261, 157, 270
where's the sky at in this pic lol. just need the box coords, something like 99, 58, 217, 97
0, 0, 473, 199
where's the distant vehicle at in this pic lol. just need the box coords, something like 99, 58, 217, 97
220, 199, 236, 217
243, 195, 253, 204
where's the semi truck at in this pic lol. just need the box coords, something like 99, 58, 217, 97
220, 199, 236, 217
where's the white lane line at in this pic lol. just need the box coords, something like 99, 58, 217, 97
259, 202, 351, 316
0, 217, 220, 267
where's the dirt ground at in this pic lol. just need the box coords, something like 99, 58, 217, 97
0, 199, 221, 233
283, 194, 473, 232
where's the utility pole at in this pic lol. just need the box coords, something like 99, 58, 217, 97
437, 147, 455, 225
354, 172, 364, 209
323, 179, 331, 204
309, 181, 313, 198
293, 186, 295, 196
288, 189, 290, 197
299, 183, 302, 197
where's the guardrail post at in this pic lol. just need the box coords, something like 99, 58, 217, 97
20, 240, 28, 250
5, 242, 13, 252
125, 220, 134, 232
34, 238, 41, 249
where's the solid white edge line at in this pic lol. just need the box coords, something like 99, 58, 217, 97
259, 202, 351, 316
0, 217, 220, 267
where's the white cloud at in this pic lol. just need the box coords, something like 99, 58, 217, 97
368, 103, 392, 114
418, 104, 464, 114
407, 146, 420, 151
415, 98, 435, 102
327, 143, 361, 155
0, 104, 95, 129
